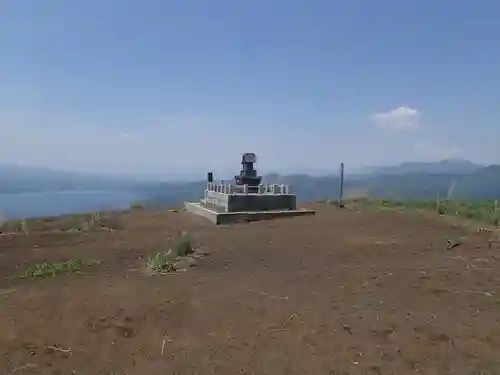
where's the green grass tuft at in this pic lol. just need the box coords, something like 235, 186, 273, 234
145, 250, 176, 273
174, 231, 194, 256
14, 259, 101, 280
129, 201, 144, 210
145, 231, 195, 275
0, 219, 29, 234
67, 211, 122, 232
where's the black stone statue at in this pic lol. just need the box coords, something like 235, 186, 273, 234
234, 152, 262, 190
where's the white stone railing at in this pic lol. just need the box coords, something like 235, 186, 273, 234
206, 182, 233, 194
206, 183, 290, 195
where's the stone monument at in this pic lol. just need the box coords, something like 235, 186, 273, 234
234, 152, 262, 192
184, 153, 315, 225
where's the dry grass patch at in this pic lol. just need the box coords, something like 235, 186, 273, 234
144, 231, 200, 275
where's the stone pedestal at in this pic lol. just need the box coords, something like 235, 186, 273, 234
203, 183, 296, 212
184, 183, 314, 225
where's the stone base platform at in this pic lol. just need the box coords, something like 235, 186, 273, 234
204, 189, 297, 212
184, 202, 315, 225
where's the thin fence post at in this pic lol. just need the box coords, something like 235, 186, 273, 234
339, 162, 344, 207
436, 191, 441, 213
495, 200, 498, 213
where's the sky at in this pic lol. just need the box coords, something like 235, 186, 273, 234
1, 0, 499, 179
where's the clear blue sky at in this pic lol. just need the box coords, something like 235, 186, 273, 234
1, 0, 499, 178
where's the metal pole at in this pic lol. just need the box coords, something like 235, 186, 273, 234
339, 162, 344, 207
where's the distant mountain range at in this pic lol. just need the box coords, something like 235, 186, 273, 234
351, 158, 483, 176
142, 159, 500, 205
1, 160, 499, 206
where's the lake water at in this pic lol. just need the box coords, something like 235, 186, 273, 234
0, 190, 144, 220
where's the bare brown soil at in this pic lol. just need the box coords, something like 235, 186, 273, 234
1, 204, 500, 374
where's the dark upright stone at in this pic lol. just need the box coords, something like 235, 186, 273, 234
234, 153, 262, 192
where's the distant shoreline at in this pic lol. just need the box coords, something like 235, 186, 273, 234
0, 189, 144, 220
0, 188, 138, 196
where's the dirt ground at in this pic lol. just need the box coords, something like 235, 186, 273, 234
1, 204, 500, 374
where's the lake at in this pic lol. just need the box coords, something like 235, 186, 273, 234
0, 190, 144, 220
